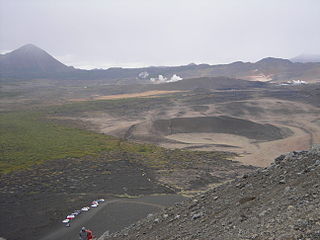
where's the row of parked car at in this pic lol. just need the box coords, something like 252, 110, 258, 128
62, 199, 105, 226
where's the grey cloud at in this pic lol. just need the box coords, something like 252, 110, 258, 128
1, 0, 319, 68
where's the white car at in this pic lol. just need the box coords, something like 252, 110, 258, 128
72, 210, 81, 216
91, 204, 98, 208
66, 214, 75, 219
81, 207, 90, 212
62, 219, 70, 223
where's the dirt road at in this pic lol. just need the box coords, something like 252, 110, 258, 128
40, 195, 185, 240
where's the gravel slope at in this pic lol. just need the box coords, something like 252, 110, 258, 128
101, 146, 320, 240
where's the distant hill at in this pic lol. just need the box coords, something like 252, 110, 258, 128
1, 44, 320, 83
291, 54, 320, 63
0, 44, 74, 80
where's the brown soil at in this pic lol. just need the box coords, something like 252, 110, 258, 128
78, 94, 317, 168
70, 90, 185, 102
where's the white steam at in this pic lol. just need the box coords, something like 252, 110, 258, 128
138, 71, 149, 79
279, 79, 308, 86
170, 74, 183, 82
150, 74, 183, 84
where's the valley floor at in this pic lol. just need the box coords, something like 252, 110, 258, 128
66, 90, 320, 167
1, 82, 319, 240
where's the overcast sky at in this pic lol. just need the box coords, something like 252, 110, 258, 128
0, 0, 319, 69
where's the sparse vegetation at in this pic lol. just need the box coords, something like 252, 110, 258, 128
0, 106, 233, 174
0, 111, 117, 174
47, 96, 172, 118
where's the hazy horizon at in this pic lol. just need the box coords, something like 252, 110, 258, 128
1, 0, 319, 69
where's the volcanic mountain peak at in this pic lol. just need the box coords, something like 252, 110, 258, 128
13, 43, 44, 53
5, 44, 58, 61
0, 44, 70, 78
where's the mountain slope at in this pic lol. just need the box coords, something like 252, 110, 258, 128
102, 146, 320, 240
1, 44, 320, 82
0, 44, 73, 79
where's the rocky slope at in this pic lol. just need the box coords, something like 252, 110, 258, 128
101, 146, 320, 240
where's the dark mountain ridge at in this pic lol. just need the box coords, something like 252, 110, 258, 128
1, 44, 320, 83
